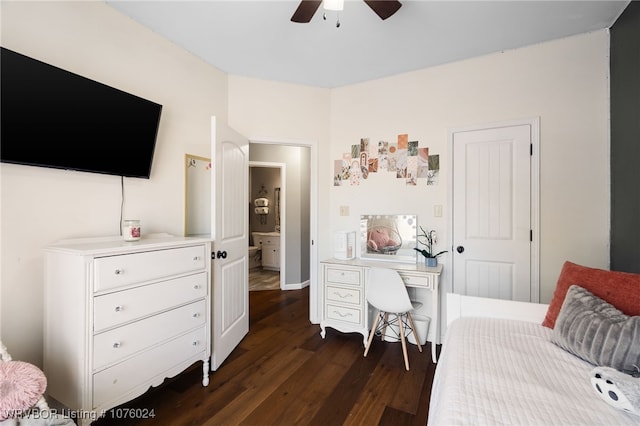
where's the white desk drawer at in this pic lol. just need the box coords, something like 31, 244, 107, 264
325, 303, 361, 325
93, 326, 206, 409
399, 273, 433, 289
325, 285, 361, 306
93, 300, 206, 370
94, 272, 207, 332
94, 245, 206, 292
325, 267, 361, 286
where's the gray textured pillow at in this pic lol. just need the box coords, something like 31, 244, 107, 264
551, 285, 640, 375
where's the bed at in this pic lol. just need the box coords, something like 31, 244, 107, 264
428, 261, 640, 426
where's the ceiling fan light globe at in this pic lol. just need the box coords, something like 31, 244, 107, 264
324, 0, 344, 12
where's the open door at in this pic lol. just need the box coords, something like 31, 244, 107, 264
211, 116, 249, 370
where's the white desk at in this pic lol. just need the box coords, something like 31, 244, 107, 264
320, 258, 443, 363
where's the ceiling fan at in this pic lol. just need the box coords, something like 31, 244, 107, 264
291, 0, 402, 23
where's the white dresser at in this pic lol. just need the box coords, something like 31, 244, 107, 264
43, 235, 211, 423
320, 258, 442, 363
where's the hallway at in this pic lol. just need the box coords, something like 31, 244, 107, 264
249, 268, 280, 291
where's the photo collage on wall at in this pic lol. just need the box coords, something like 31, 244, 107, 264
334, 133, 440, 186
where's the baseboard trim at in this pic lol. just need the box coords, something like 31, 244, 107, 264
283, 280, 310, 291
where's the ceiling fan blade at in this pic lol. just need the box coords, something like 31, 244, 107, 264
364, 0, 402, 20
291, 0, 322, 23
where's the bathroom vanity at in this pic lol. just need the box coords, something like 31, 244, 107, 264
251, 232, 280, 271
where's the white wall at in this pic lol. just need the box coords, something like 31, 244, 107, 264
229, 31, 610, 326
228, 76, 332, 317
0, 1, 228, 364
328, 30, 611, 305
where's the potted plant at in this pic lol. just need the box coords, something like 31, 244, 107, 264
414, 226, 447, 267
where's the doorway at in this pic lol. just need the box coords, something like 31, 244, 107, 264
249, 162, 285, 291
449, 118, 540, 303
248, 141, 316, 315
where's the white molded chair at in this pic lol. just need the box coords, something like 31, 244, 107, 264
364, 267, 422, 370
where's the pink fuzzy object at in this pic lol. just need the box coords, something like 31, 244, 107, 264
367, 228, 399, 251
0, 361, 47, 420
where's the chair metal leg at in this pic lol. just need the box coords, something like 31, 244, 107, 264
398, 313, 410, 370
364, 311, 381, 357
406, 312, 423, 353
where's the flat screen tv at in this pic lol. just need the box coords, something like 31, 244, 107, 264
1, 47, 163, 179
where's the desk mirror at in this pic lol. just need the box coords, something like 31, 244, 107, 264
360, 214, 417, 263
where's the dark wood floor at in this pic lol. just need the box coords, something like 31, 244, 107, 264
93, 286, 438, 425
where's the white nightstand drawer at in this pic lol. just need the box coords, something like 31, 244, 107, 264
93, 300, 206, 370
93, 326, 206, 409
326, 285, 361, 306
325, 303, 361, 325
399, 273, 433, 289
325, 267, 361, 286
94, 272, 207, 332
94, 245, 206, 292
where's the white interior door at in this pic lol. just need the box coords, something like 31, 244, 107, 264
211, 116, 249, 370
452, 123, 533, 302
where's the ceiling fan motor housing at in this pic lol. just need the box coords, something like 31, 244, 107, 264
291, 0, 402, 23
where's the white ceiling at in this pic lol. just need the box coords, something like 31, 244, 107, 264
106, 0, 629, 88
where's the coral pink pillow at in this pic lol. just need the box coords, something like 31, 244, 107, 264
542, 261, 640, 329
0, 361, 47, 420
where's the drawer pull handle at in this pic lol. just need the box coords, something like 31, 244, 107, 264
333, 291, 352, 299
114, 269, 124, 275
192, 341, 199, 346
113, 342, 121, 349
192, 313, 200, 318
333, 310, 353, 318
194, 284, 201, 290
193, 256, 201, 261
114, 305, 124, 312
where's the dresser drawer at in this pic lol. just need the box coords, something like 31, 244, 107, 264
325, 285, 361, 306
93, 326, 206, 409
325, 266, 362, 286
94, 245, 206, 292
325, 303, 362, 325
399, 272, 433, 289
94, 272, 207, 332
93, 299, 206, 370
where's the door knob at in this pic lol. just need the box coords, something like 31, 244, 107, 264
456, 246, 465, 253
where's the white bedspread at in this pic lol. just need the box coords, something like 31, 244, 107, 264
428, 317, 639, 425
